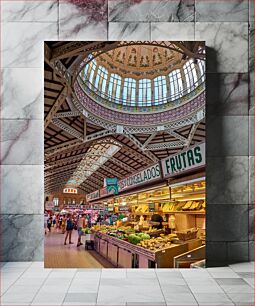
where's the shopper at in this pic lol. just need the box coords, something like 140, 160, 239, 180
52, 214, 56, 228
64, 214, 74, 245
61, 215, 66, 234
87, 214, 92, 228
96, 214, 103, 224
77, 214, 86, 247
47, 216, 52, 232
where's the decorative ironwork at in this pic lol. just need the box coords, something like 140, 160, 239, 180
74, 80, 205, 127
186, 122, 201, 147
44, 88, 67, 130
45, 139, 84, 157
144, 141, 185, 150
51, 118, 84, 140
53, 111, 80, 118
123, 133, 158, 162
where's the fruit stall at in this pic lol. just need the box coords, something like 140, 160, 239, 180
90, 225, 203, 268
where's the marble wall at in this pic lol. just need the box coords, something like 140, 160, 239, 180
0, 0, 254, 265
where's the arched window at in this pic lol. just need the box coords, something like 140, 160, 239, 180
123, 78, 136, 105
138, 79, 152, 106
82, 54, 93, 79
169, 69, 183, 100
86, 58, 97, 88
108, 74, 122, 102
183, 59, 198, 93
94, 65, 108, 93
154, 76, 167, 104
197, 59, 205, 82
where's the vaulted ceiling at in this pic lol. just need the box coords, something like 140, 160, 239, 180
44, 41, 205, 195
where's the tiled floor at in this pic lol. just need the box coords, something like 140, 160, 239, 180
0, 262, 254, 305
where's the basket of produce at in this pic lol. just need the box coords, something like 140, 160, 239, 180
175, 228, 198, 241
145, 228, 165, 238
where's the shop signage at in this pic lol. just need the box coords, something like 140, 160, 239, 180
100, 187, 115, 198
86, 190, 100, 202
118, 163, 161, 192
106, 177, 118, 195
63, 188, 77, 194
161, 143, 205, 178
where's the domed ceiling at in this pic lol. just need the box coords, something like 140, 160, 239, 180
95, 45, 184, 80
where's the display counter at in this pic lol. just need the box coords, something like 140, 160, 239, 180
93, 231, 202, 268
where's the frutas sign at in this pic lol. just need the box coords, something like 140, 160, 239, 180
161, 143, 205, 178
118, 163, 161, 192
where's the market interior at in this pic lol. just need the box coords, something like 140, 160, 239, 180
44, 41, 206, 268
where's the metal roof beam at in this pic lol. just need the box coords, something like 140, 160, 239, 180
53, 111, 80, 118
165, 129, 187, 143
51, 118, 84, 140
44, 88, 67, 130
45, 153, 86, 167
142, 132, 157, 148
123, 133, 158, 162
186, 122, 200, 147
144, 141, 184, 150
45, 164, 78, 177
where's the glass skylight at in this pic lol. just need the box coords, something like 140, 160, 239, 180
80, 55, 205, 107
67, 140, 121, 187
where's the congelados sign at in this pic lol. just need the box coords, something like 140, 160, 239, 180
161, 143, 205, 178
118, 163, 161, 192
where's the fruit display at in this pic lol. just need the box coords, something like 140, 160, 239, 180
135, 204, 149, 213
162, 200, 205, 212
82, 228, 92, 234
144, 228, 164, 237
161, 202, 176, 212
128, 233, 150, 245
182, 201, 193, 210
137, 234, 179, 251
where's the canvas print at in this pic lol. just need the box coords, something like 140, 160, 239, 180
44, 41, 206, 268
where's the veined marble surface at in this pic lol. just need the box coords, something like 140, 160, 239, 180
0, 0, 253, 263
0, 215, 43, 261
207, 115, 249, 156
59, 0, 107, 40
1, 165, 44, 214
151, 22, 195, 40
108, 22, 150, 40
195, 0, 248, 22
1, 22, 58, 68
195, 22, 248, 73
1, 0, 58, 22
206, 73, 249, 116
108, 0, 195, 22
1, 68, 43, 119
207, 156, 249, 205
1, 119, 43, 165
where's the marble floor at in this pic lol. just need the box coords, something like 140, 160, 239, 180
0, 261, 254, 305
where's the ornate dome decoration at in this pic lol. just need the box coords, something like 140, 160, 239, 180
76, 44, 205, 112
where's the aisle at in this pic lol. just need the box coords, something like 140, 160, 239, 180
44, 227, 114, 268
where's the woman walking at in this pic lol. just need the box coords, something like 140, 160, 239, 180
64, 214, 74, 245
